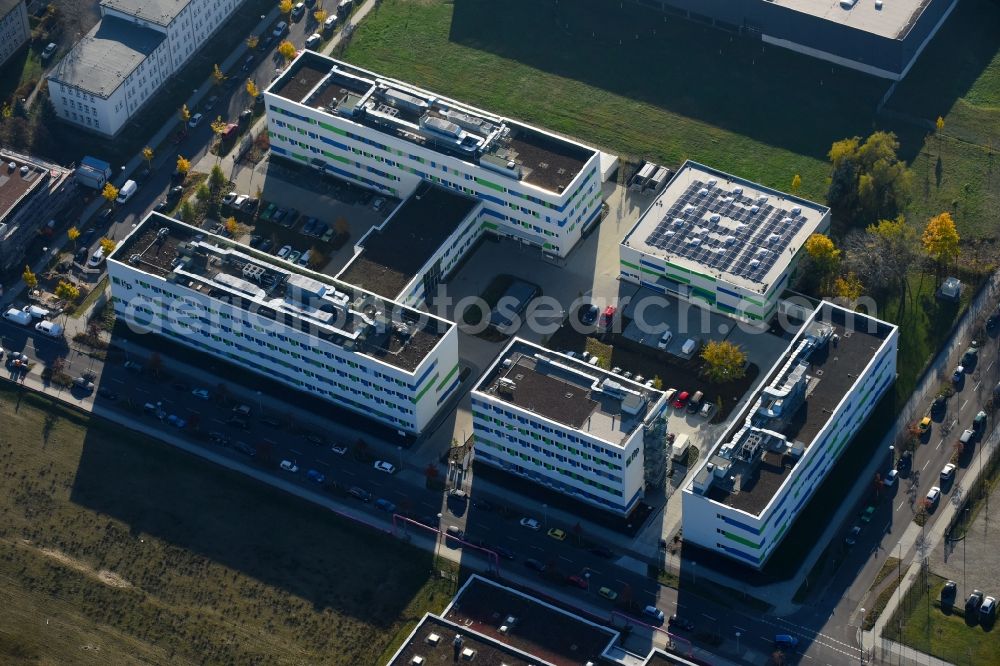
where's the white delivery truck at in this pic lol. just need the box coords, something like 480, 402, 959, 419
34, 320, 64, 338
3, 307, 32, 325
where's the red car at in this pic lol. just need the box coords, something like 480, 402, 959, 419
600, 305, 617, 328
673, 391, 690, 409
566, 575, 588, 589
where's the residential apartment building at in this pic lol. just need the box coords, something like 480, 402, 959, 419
471, 339, 668, 516
0, 150, 75, 273
265, 52, 606, 258
681, 301, 898, 569
107, 213, 461, 435
0, 0, 29, 68
338, 181, 485, 307
47, 0, 242, 137
620, 161, 830, 322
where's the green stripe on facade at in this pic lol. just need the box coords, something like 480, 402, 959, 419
474, 176, 504, 193
436, 363, 459, 390
723, 531, 761, 549
620, 259, 640, 270
743, 295, 766, 308
318, 122, 347, 135
411, 374, 439, 403
482, 221, 499, 230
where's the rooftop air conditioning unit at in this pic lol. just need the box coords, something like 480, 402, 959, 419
461, 648, 476, 660
410, 657, 425, 666
426, 633, 441, 646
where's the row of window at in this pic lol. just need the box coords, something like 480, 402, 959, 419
474, 424, 630, 480
475, 439, 624, 498
472, 402, 625, 460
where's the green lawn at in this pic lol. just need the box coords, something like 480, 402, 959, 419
885, 574, 1000, 664
0, 383, 449, 665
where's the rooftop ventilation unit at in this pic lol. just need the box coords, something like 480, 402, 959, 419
757, 196, 768, 204
732, 186, 743, 195
426, 633, 441, 646
748, 259, 761, 268
461, 648, 476, 660
707, 178, 718, 186
791, 206, 802, 215
498, 378, 517, 396
698, 188, 709, 197
709, 214, 721, 223
672, 217, 685, 227
750, 205, 760, 215
410, 657, 424, 666
156, 227, 170, 241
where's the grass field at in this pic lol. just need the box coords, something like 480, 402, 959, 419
0, 382, 449, 665
885, 573, 1000, 664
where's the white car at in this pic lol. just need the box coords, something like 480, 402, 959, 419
940, 463, 956, 483
926, 486, 941, 507
330, 444, 348, 455
191, 388, 210, 400
305, 33, 321, 49
883, 469, 898, 487
374, 460, 396, 474
280, 460, 299, 473
188, 113, 203, 128
277, 245, 292, 259
520, 517, 541, 531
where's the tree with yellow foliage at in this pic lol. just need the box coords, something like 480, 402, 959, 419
102, 182, 119, 208
142, 146, 154, 169
700, 340, 747, 383
179, 104, 191, 123
176, 155, 191, 177
279, 0, 293, 15
225, 217, 239, 236
55, 281, 80, 303
804, 233, 841, 292
212, 64, 226, 85
278, 40, 297, 63
246, 78, 260, 99
921, 212, 960, 270
67, 226, 80, 249
22, 265, 37, 290
99, 238, 117, 256
790, 174, 801, 194
832, 273, 864, 304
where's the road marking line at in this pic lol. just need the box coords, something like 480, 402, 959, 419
923, 459, 931, 471
702, 614, 716, 621
898, 500, 906, 511
936, 439, 943, 450
961, 399, 968, 411
288, 448, 302, 456
342, 470, 355, 476
559, 555, 573, 562
974, 382, 981, 391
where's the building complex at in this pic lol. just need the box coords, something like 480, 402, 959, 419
471, 339, 668, 516
337, 181, 484, 307
631, 0, 956, 80
0, 150, 75, 274
620, 161, 830, 322
107, 213, 461, 435
265, 52, 607, 258
0, 0, 29, 68
682, 301, 898, 569
48, 0, 244, 137
387, 575, 698, 666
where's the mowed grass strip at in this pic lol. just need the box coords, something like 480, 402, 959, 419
0, 384, 449, 665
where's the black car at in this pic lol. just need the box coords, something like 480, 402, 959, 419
97, 387, 118, 401
492, 545, 515, 560
589, 546, 615, 559
581, 304, 599, 326
471, 497, 494, 512
259, 239, 273, 253
668, 614, 696, 632
227, 416, 249, 430
304, 432, 325, 445
987, 313, 1000, 331
524, 558, 547, 573
349, 486, 372, 502
967, 590, 984, 613
234, 442, 256, 457
97, 208, 114, 222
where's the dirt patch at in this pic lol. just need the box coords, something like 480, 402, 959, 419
17, 539, 132, 589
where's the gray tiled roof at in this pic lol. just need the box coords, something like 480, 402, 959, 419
47, 16, 163, 98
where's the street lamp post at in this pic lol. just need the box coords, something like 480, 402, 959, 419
542, 503, 548, 529
859, 607, 866, 665
735, 631, 741, 653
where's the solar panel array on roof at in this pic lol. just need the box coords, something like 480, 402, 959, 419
642, 180, 808, 284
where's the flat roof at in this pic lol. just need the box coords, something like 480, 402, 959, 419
100, 0, 191, 26
48, 16, 164, 98
388, 615, 543, 666
337, 182, 479, 299
691, 302, 896, 515
110, 213, 451, 373
770, 0, 932, 40
476, 339, 663, 447
0, 155, 46, 224
268, 52, 597, 194
0, 0, 23, 17
443, 576, 617, 665
622, 161, 828, 294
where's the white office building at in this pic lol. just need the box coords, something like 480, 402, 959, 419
620, 161, 830, 322
48, 0, 242, 137
107, 213, 461, 435
471, 339, 668, 516
681, 301, 898, 569
0, 0, 29, 68
265, 52, 606, 258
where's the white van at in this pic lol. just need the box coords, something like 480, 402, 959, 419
681, 338, 698, 355
657, 329, 673, 350
87, 245, 106, 268
116, 179, 137, 203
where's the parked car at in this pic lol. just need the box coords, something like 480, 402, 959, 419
191, 388, 210, 400
940, 463, 957, 483
305, 32, 322, 49
941, 580, 958, 604
966, 589, 984, 613
330, 444, 348, 455
188, 113, 203, 128
883, 469, 898, 487
166, 414, 187, 428
581, 304, 599, 326
973, 410, 988, 434
642, 605, 665, 624
279, 460, 299, 473
306, 469, 325, 484
918, 416, 931, 433
672, 391, 690, 409
375, 498, 397, 512
277, 245, 292, 259
72, 376, 95, 392
844, 525, 861, 546
860, 505, 875, 523
547, 528, 567, 541
599, 305, 617, 329
931, 395, 947, 415
597, 586, 618, 601
301, 217, 318, 235
524, 558, 547, 573
980, 596, 997, 623
348, 486, 371, 502
291, 2, 305, 20
374, 460, 396, 474
774, 635, 799, 650
926, 486, 941, 508
492, 545, 515, 560
41, 42, 57, 60
668, 614, 695, 632
520, 517, 541, 531
953, 365, 965, 385
565, 575, 588, 589
657, 329, 673, 349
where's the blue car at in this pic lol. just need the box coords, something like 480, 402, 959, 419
952, 365, 965, 385
375, 498, 397, 513
775, 634, 799, 649
306, 469, 325, 484
166, 414, 186, 428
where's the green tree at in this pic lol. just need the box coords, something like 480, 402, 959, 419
178, 200, 196, 224
209, 164, 226, 191
922, 212, 960, 269
844, 215, 917, 298
804, 233, 841, 292
699, 340, 747, 383
102, 182, 119, 208
195, 182, 211, 202
827, 131, 912, 225
22, 265, 37, 290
